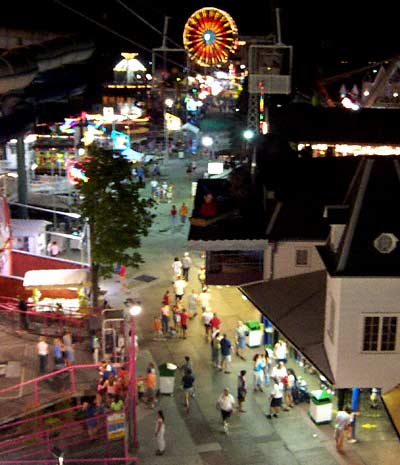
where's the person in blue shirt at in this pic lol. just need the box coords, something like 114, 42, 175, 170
219, 334, 232, 374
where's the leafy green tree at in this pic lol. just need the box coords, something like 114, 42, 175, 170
76, 145, 154, 306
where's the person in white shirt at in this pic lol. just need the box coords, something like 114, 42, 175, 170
335, 406, 353, 451
171, 257, 183, 281
182, 252, 193, 281
198, 287, 211, 312
216, 388, 236, 433
173, 276, 186, 302
202, 308, 214, 340
266, 377, 283, 418
274, 339, 288, 363
37, 336, 49, 374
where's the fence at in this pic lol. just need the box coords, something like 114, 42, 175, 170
0, 297, 101, 342
0, 364, 99, 424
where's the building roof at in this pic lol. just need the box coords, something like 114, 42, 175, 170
240, 270, 334, 383
11, 219, 51, 236
263, 158, 360, 241
318, 157, 400, 276
268, 104, 400, 145
188, 178, 266, 244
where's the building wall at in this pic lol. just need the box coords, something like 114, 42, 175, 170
324, 275, 343, 376
265, 241, 325, 280
12, 250, 84, 277
326, 276, 400, 392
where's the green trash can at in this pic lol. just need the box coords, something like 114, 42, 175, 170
246, 321, 262, 347
309, 389, 333, 424
158, 363, 177, 395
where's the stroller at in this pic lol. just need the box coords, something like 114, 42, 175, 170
295, 377, 310, 403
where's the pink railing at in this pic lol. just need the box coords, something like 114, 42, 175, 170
0, 364, 99, 421
0, 390, 137, 464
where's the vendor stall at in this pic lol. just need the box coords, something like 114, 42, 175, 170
23, 268, 90, 315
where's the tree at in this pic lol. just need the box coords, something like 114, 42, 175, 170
76, 145, 154, 307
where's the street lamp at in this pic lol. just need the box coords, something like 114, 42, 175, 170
242, 129, 257, 175
201, 135, 214, 159
128, 302, 142, 450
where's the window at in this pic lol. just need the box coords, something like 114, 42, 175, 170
295, 249, 309, 266
363, 316, 397, 352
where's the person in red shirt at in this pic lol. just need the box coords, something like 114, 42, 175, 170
180, 308, 189, 339
210, 312, 221, 332
162, 290, 170, 306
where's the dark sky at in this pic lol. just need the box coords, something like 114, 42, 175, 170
2, 1, 399, 92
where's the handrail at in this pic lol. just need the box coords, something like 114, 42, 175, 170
0, 459, 138, 464
0, 363, 99, 397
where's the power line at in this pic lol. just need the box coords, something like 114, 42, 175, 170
115, 0, 182, 49
52, 0, 185, 69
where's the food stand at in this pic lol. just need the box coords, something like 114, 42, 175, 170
23, 268, 90, 315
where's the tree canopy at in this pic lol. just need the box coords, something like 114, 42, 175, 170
76, 145, 154, 278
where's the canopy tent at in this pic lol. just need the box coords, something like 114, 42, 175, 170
121, 148, 153, 164
23, 268, 90, 290
182, 122, 200, 134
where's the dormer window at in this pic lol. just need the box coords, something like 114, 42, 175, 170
373, 233, 398, 254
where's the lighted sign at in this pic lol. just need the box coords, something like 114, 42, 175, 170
207, 162, 224, 175
111, 130, 130, 150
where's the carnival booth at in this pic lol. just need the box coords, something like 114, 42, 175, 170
23, 268, 90, 315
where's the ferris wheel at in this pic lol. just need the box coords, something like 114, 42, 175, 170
183, 7, 238, 67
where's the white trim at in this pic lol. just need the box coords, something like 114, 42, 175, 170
187, 239, 268, 251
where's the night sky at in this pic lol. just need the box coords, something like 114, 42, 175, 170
1, 1, 399, 94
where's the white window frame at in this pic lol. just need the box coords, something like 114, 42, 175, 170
295, 248, 310, 267
362, 314, 398, 353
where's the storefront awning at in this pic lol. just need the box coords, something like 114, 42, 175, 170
240, 270, 334, 384
382, 385, 400, 438
23, 268, 90, 290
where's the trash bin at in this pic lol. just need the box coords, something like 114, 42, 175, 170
158, 363, 177, 395
246, 321, 262, 347
309, 389, 333, 424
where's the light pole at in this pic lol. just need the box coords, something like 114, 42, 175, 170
242, 129, 256, 175
128, 302, 142, 450
201, 135, 214, 159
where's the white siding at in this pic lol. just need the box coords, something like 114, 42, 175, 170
327, 277, 400, 392
267, 241, 325, 280
324, 276, 342, 376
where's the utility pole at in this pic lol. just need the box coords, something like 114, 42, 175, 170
16, 136, 28, 219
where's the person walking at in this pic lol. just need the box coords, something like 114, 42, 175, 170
170, 204, 177, 227
182, 252, 192, 281
211, 330, 222, 368
202, 307, 214, 341
187, 289, 199, 318
155, 410, 166, 455
220, 334, 232, 373
162, 290, 170, 305
266, 377, 284, 418
198, 265, 206, 290
37, 336, 49, 375
253, 354, 265, 392
170, 257, 183, 282
216, 388, 236, 434
235, 320, 248, 360
209, 312, 221, 332
180, 307, 189, 338
181, 368, 195, 413
47, 241, 59, 257
198, 287, 211, 312
179, 202, 188, 224
160, 303, 170, 336
237, 370, 248, 413
173, 275, 186, 303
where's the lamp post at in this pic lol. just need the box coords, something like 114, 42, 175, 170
128, 302, 142, 450
242, 129, 256, 176
201, 135, 214, 159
